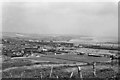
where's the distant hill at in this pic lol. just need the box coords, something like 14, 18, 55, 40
2, 32, 118, 44
2, 32, 79, 41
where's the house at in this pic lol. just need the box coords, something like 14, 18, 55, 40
88, 53, 102, 57
77, 52, 85, 55
24, 47, 38, 53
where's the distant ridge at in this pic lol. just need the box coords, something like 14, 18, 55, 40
2, 32, 118, 43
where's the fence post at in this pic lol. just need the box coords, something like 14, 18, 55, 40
35, 70, 36, 77
10, 72, 12, 78
21, 71, 25, 78
21, 72, 24, 78
70, 72, 74, 78
110, 55, 114, 68
93, 62, 97, 77
77, 66, 83, 80
49, 66, 53, 78
40, 72, 42, 79
56, 75, 59, 79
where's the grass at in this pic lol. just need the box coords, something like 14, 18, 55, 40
26, 54, 110, 64
2, 65, 118, 78
2, 59, 58, 70
2, 59, 33, 70
2, 54, 118, 79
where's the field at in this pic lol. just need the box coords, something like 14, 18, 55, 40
26, 54, 110, 64
2, 54, 119, 79
1, 34, 119, 79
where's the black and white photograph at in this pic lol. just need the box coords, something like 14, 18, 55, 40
0, 0, 119, 79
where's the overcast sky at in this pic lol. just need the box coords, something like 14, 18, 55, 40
2, 1, 118, 37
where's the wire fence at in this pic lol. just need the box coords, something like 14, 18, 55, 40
2, 59, 119, 79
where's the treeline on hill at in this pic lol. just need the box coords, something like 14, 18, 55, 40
81, 44, 119, 51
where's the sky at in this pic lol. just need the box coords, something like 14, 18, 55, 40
1, 0, 118, 37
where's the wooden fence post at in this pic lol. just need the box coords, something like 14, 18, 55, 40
110, 55, 114, 68
70, 72, 74, 78
49, 66, 53, 78
93, 62, 97, 77
21, 71, 25, 78
77, 66, 83, 80
35, 70, 36, 77
10, 72, 12, 78
21, 72, 24, 78
40, 72, 42, 79
56, 75, 59, 79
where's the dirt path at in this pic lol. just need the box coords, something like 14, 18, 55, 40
2, 63, 87, 72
